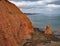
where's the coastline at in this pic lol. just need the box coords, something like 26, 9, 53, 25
34, 27, 60, 37
23, 27, 60, 46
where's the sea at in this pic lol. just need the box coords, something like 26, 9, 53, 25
26, 13, 60, 35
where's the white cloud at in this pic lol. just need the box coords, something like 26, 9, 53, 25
42, 0, 58, 3
10, 0, 59, 8
10, 1, 45, 7
9, 0, 60, 14
47, 4, 60, 8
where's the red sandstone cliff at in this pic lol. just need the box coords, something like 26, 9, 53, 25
0, 0, 34, 46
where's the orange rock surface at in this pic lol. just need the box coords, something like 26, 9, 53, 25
0, 0, 34, 46
45, 25, 52, 35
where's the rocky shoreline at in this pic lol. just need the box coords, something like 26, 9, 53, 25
23, 28, 60, 46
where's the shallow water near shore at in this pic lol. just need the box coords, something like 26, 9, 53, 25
27, 13, 60, 35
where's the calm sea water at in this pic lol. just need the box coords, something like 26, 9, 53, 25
27, 13, 60, 35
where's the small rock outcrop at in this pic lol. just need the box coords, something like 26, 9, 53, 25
44, 25, 53, 35
0, 0, 34, 46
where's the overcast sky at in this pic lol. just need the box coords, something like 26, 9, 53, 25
9, 0, 60, 14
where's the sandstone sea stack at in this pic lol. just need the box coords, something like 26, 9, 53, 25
0, 0, 34, 46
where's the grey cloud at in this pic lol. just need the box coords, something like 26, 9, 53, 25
19, 4, 47, 10
10, 0, 40, 2
48, 0, 60, 5
9, 0, 60, 14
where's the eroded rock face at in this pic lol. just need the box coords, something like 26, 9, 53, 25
44, 25, 52, 35
0, 0, 34, 46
